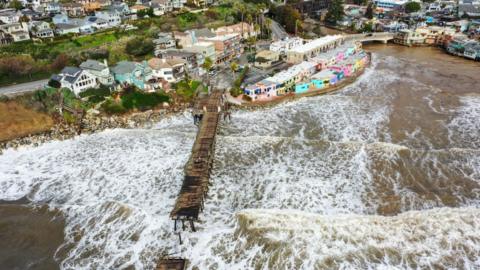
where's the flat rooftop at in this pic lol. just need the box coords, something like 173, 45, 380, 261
288, 35, 344, 54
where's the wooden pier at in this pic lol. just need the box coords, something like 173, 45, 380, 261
158, 91, 223, 268
170, 91, 223, 230
156, 258, 186, 270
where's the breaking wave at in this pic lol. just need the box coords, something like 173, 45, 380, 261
0, 116, 196, 269
0, 51, 479, 269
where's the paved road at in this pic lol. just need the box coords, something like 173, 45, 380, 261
0, 79, 48, 96
270, 19, 289, 41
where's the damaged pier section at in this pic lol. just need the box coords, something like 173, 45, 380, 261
170, 91, 223, 230
157, 91, 222, 269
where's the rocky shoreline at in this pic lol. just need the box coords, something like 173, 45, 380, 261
0, 104, 190, 154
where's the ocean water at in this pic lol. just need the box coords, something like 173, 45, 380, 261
0, 45, 479, 269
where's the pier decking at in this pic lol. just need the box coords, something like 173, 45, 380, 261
170, 91, 223, 229
156, 258, 186, 270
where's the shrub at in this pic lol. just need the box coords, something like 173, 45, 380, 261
205, 9, 218, 20
175, 79, 202, 101
63, 111, 76, 124
87, 95, 106, 104
50, 54, 70, 72
229, 86, 243, 97
125, 37, 154, 57
48, 79, 61, 88
79, 85, 111, 98
230, 66, 249, 97
405, 1, 421, 13
121, 90, 169, 111
102, 98, 127, 114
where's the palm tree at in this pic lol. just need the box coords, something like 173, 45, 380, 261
202, 56, 213, 84
230, 62, 238, 78
202, 57, 213, 71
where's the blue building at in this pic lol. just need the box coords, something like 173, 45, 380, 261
111, 61, 154, 90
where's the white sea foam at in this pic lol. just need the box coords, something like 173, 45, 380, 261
447, 94, 480, 149
225, 94, 392, 144
183, 207, 480, 270
0, 115, 196, 269
0, 53, 479, 270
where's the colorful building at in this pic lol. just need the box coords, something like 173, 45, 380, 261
243, 42, 369, 102
111, 61, 153, 91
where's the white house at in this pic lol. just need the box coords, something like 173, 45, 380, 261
182, 41, 217, 65
84, 16, 110, 30
46, 2, 61, 14
147, 57, 186, 83
0, 22, 30, 42
51, 67, 98, 96
52, 13, 69, 24
79, 59, 114, 85
95, 10, 121, 27
28, 21, 54, 38
270, 37, 304, 54
0, 9, 21, 24
55, 23, 80, 34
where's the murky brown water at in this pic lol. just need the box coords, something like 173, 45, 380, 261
0, 203, 64, 270
0, 44, 478, 269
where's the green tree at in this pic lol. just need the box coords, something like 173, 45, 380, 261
125, 37, 154, 57
365, 3, 374, 19
202, 56, 213, 85
230, 61, 238, 77
325, 0, 345, 24
362, 22, 373, 32
8, 0, 23, 10
404, 1, 421, 13
19, 15, 30, 22
48, 79, 61, 88
202, 57, 213, 71
274, 5, 302, 34
353, 0, 367, 5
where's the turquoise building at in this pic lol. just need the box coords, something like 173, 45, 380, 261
111, 61, 153, 90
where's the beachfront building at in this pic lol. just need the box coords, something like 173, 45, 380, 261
463, 41, 480, 60
182, 41, 217, 65
270, 37, 303, 55
244, 41, 369, 101
111, 61, 153, 90
286, 35, 345, 64
51, 67, 98, 96
309, 41, 361, 70
79, 59, 114, 85
244, 61, 317, 100
154, 32, 176, 50
296, 51, 370, 94
200, 33, 242, 64
155, 50, 198, 70
147, 57, 187, 83
394, 29, 425, 46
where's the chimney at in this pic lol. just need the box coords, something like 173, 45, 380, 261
103, 59, 108, 67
